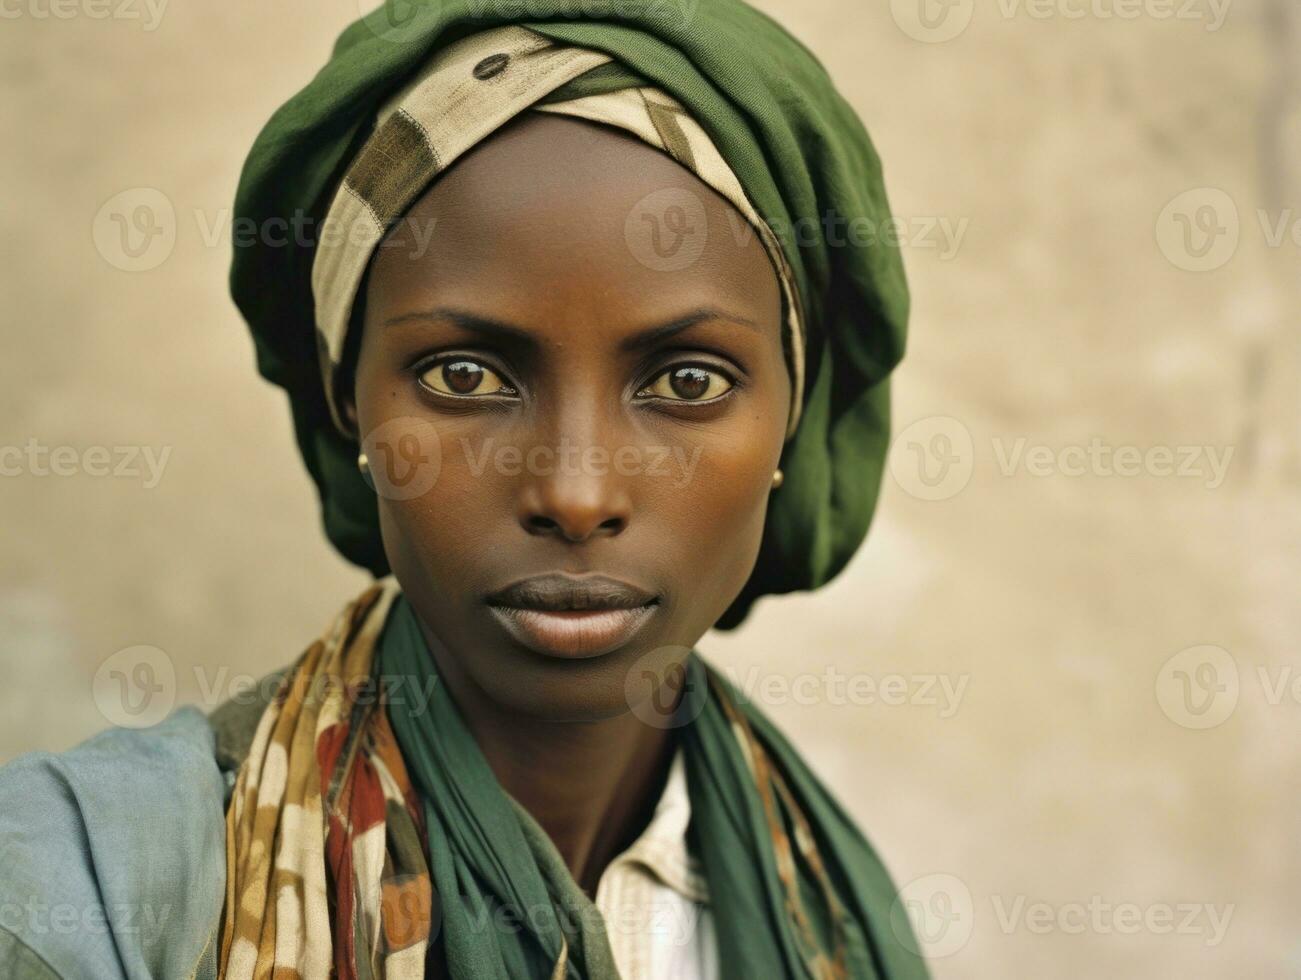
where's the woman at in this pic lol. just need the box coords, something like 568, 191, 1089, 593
0, 1, 923, 978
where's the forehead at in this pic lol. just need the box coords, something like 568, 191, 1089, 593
366, 113, 782, 331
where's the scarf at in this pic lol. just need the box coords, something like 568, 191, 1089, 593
218, 581, 929, 979
230, 0, 910, 628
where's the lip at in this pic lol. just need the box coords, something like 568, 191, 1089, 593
485, 573, 660, 659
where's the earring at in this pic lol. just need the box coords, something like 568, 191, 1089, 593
771, 469, 784, 490
357, 451, 376, 491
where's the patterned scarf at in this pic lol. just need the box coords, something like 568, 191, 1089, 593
218, 583, 432, 979
217, 580, 929, 979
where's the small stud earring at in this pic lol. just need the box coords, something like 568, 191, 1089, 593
771, 469, 784, 490
357, 452, 370, 477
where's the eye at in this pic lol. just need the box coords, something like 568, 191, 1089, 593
637, 364, 734, 402
420, 358, 516, 398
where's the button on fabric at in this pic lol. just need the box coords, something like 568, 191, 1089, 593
472, 53, 510, 80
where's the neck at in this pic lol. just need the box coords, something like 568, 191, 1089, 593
417, 622, 677, 895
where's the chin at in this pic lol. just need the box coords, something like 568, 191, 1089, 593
471, 650, 651, 724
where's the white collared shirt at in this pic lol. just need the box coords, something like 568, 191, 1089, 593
593, 750, 719, 980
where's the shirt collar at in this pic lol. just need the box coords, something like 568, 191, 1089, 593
601, 747, 709, 904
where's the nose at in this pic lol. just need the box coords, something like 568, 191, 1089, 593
515, 441, 632, 542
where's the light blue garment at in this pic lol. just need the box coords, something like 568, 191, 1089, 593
0, 707, 227, 980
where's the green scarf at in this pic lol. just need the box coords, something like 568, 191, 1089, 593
231, 0, 909, 628
379, 593, 928, 979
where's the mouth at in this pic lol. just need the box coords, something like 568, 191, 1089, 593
484, 573, 660, 660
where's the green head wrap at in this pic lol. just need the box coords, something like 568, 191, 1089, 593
230, 0, 909, 627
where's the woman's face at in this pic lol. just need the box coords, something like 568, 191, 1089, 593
348, 113, 790, 722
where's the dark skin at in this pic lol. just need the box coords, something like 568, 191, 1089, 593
342, 113, 790, 899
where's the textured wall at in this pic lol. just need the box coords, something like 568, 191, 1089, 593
1, 0, 1296, 976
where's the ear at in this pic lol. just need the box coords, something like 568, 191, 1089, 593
337, 378, 361, 442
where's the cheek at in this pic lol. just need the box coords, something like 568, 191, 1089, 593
370, 413, 509, 585
641, 423, 778, 607
352, 348, 500, 589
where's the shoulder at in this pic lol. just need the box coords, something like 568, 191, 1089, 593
208, 665, 290, 777
0, 707, 226, 980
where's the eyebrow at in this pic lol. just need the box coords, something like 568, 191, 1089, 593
382, 306, 763, 350
383, 308, 535, 344
619, 308, 763, 351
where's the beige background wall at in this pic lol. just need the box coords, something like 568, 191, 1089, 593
1, 0, 1297, 976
